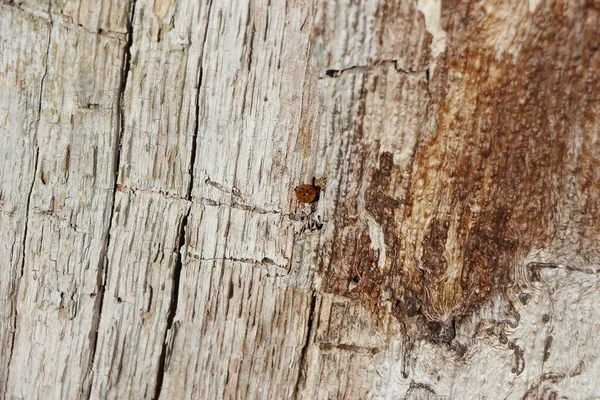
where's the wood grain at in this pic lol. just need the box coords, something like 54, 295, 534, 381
1, 0, 599, 399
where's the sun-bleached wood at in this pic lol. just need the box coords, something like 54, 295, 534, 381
1, 0, 599, 399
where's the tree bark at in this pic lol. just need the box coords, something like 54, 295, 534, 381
1, 0, 599, 399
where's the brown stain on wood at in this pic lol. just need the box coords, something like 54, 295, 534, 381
321, 0, 600, 333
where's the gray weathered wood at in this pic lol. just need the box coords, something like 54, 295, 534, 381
1, 0, 599, 399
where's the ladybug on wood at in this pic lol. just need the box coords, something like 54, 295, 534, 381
295, 184, 319, 204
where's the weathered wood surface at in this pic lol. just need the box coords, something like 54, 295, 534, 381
1, 0, 599, 399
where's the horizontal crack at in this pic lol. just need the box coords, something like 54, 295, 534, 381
113, 185, 324, 228
189, 255, 289, 274
115, 183, 187, 200
199, 197, 319, 222
115, 184, 317, 221
318, 342, 381, 355
192, 255, 287, 266
323, 60, 430, 78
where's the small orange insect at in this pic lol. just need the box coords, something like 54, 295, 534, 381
295, 184, 319, 203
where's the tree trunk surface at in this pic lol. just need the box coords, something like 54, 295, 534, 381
1, 0, 599, 399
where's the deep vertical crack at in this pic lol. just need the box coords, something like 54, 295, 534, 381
153, 2, 214, 398
186, 0, 214, 200
83, 0, 137, 397
185, 67, 202, 199
293, 292, 318, 399
152, 208, 190, 400
5, 6, 52, 394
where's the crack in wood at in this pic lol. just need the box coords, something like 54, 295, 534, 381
318, 342, 381, 355
293, 292, 318, 399
186, 52, 205, 199
153, 207, 190, 400
5, 5, 52, 392
116, 182, 188, 200
83, 0, 137, 397
198, 196, 319, 222
191, 255, 288, 271
186, 0, 216, 200
323, 60, 430, 78
113, 184, 319, 226
153, 0, 214, 396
